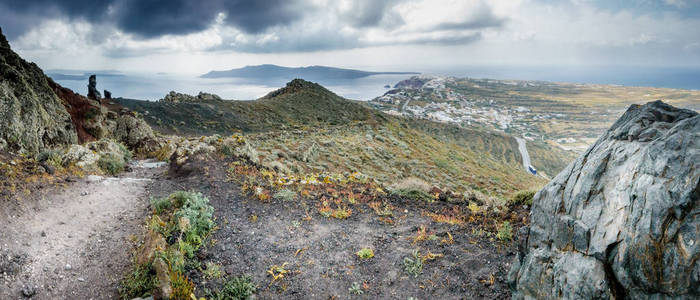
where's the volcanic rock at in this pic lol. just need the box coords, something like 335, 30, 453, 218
508, 100, 700, 299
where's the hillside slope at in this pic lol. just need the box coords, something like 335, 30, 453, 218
117, 79, 573, 197
117, 79, 384, 134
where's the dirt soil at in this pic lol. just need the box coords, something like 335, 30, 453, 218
0, 160, 167, 300
148, 159, 523, 299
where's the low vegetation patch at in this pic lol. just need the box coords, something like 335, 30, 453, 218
349, 282, 364, 295
508, 190, 536, 206
118, 261, 158, 299
98, 154, 126, 176
403, 250, 424, 278
208, 275, 257, 300
120, 191, 221, 300
356, 248, 375, 259
496, 221, 513, 242
273, 188, 296, 201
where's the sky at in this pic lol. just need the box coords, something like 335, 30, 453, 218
1, 0, 700, 75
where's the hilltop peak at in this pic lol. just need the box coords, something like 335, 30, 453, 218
261, 78, 333, 99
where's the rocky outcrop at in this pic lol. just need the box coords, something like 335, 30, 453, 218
87, 74, 101, 100
0, 27, 78, 153
508, 101, 699, 299
159, 91, 221, 103
114, 113, 157, 152
60, 139, 131, 170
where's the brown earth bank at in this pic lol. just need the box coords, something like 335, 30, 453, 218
143, 157, 528, 299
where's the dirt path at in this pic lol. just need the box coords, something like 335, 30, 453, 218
0, 160, 166, 300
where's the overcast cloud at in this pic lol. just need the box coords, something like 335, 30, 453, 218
1, 0, 699, 73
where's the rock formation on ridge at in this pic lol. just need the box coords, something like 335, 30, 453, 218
508, 100, 699, 299
87, 74, 101, 100
159, 91, 222, 103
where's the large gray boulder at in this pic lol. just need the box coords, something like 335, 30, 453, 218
508, 100, 699, 299
0, 27, 78, 153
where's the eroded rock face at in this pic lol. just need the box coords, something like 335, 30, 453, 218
0, 27, 78, 153
508, 100, 699, 299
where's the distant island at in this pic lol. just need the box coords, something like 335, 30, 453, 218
200, 64, 419, 80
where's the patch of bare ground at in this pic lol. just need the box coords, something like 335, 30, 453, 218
147, 158, 525, 299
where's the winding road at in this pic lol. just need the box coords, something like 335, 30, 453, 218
515, 137, 532, 172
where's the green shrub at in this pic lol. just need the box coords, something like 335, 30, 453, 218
403, 250, 423, 277
116, 142, 133, 161
393, 189, 434, 202
148, 215, 176, 239
151, 197, 172, 215
348, 282, 363, 295
209, 275, 257, 300
220, 144, 235, 157
118, 262, 158, 300
37, 150, 64, 169
173, 192, 214, 248
496, 221, 513, 241
508, 190, 536, 206
273, 189, 296, 201
203, 262, 223, 279
98, 154, 126, 175
170, 271, 195, 300
356, 248, 374, 259
156, 248, 186, 274
178, 239, 197, 259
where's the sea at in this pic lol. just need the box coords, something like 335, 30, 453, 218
50, 73, 410, 101
49, 65, 700, 101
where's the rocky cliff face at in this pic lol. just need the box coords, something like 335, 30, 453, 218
508, 100, 699, 299
0, 27, 78, 153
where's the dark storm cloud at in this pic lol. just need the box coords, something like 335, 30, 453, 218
0, 0, 308, 38
344, 0, 401, 28
0, 0, 112, 38
220, 0, 308, 33
113, 0, 308, 38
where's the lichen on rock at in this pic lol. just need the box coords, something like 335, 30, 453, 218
114, 114, 156, 152
0, 27, 78, 153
